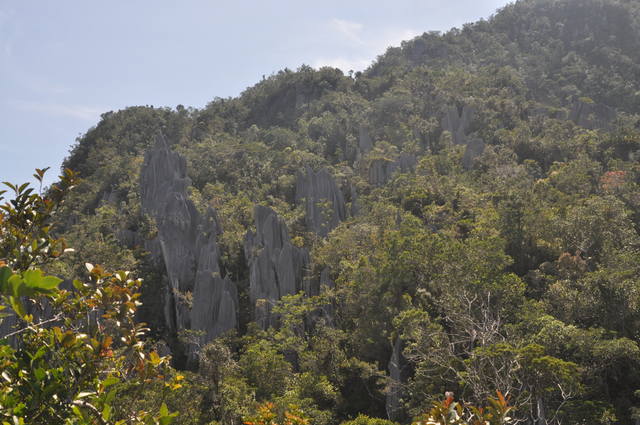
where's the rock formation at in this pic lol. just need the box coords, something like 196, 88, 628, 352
368, 152, 417, 186
386, 338, 405, 421
442, 105, 486, 170
140, 133, 237, 348
358, 124, 373, 153
244, 205, 309, 328
462, 138, 485, 170
442, 105, 475, 145
569, 99, 616, 130
295, 166, 346, 237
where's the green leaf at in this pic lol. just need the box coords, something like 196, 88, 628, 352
105, 388, 118, 405
8, 295, 26, 318
7, 275, 24, 298
0, 267, 12, 293
39, 275, 62, 290
102, 376, 120, 388
159, 402, 169, 417
21, 269, 42, 285
102, 404, 112, 421
30, 346, 47, 364
22, 269, 61, 291
33, 368, 46, 381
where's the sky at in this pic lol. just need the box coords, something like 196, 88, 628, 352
0, 0, 510, 186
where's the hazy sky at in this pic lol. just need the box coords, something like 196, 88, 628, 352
0, 0, 510, 186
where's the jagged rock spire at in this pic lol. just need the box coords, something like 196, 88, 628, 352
244, 205, 309, 328
140, 132, 238, 352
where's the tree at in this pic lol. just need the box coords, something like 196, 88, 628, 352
0, 170, 178, 424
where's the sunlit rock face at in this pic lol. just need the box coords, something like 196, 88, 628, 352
442, 105, 486, 169
442, 105, 476, 145
295, 166, 346, 237
368, 152, 417, 186
244, 205, 309, 328
140, 133, 237, 348
569, 99, 616, 130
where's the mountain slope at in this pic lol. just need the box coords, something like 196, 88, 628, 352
46, 0, 640, 423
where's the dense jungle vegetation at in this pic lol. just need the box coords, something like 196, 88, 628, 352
4, 0, 640, 423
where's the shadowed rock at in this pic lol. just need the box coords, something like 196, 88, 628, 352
295, 166, 346, 237
140, 133, 237, 349
350, 183, 360, 216
386, 338, 405, 421
569, 99, 615, 130
368, 152, 417, 186
358, 124, 373, 153
244, 205, 309, 328
191, 209, 238, 342
462, 138, 485, 170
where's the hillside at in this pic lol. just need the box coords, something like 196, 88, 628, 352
21, 0, 640, 423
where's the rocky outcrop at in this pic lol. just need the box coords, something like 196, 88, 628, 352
462, 138, 485, 170
358, 124, 373, 153
191, 209, 238, 342
386, 338, 405, 421
569, 99, 615, 130
244, 205, 309, 328
350, 183, 360, 216
140, 133, 237, 348
442, 105, 475, 145
368, 153, 417, 186
442, 105, 486, 170
295, 166, 346, 237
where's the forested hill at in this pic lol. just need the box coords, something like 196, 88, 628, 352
44, 0, 640, 423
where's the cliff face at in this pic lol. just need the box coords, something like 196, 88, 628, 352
140, 133, 238, 348
295, 166, 346, 237
244, 205, 309, 328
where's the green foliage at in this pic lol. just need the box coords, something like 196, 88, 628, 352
22, 0, 640, 423
340, 414, 398, 425
0, 172, 176, 424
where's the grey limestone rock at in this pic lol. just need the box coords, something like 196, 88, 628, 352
368, 152, 417, 186
191, 209, 238, 342
441, 105, 487, 170
462, 138, 485, 170
295, 166, 346, 237
386, 338, 405, 421
244, 205, 309, 328
569, 99, 615, 130
442, 105, 475, 145
140, 133, 238, 348
350, 183, 360, 216
358, 124, 373, 153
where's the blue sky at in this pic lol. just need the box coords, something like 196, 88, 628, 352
0, 0, 509, 186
